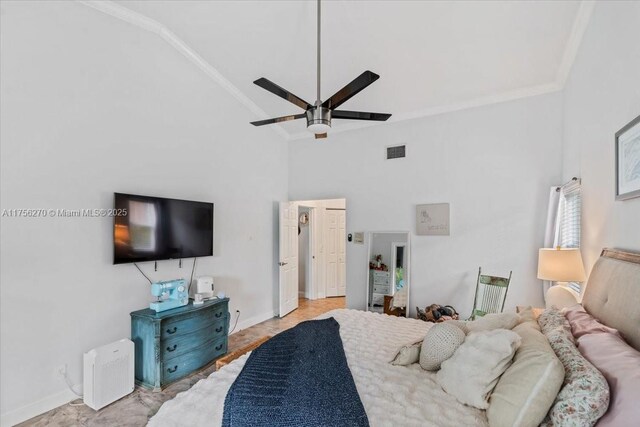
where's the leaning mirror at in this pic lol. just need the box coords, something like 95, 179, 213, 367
366, 232, 410, 317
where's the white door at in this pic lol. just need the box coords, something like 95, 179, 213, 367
279, 202, 299, 317
325, 210, 338, 297
337, 210, 346, 296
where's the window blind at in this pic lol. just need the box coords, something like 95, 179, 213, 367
555, 179, 582, 293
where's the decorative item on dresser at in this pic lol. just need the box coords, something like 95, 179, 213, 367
131, 298, 229, 390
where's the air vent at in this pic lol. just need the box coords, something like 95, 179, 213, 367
386, 145, 406, 160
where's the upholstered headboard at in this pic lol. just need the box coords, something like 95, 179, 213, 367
582, 248, 640, 351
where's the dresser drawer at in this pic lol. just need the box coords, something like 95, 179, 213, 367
161, 337, 227, 384
371, 272, 389, 286
161, 318, 227, 360
373, 284, 390, 294
161, 304, 227, 339
160, 316, 228, 360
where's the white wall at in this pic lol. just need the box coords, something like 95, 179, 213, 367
0, 2, 287, 424
562, 1, 640, 271
289, 92, 564, 317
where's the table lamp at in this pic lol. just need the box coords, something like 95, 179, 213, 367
537, 248, 587, 283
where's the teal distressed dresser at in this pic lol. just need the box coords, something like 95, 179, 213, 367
130, 298, 229, 390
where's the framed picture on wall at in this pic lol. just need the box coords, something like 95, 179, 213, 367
615, 114, 640, 201
416, 203, 450, 235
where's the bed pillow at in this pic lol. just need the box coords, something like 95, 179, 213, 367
419, 322, 466, 370
448, 312, 520, 335
576, 332, 640, 427
540, 326, 610, 426
390, 340, 422, 366
517, 306, 541, 330
437, 329, 521, 409
538, 307, 575, 344
487, 321, 564, 427
563, 305, 622, 339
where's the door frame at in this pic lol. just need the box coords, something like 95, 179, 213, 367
287, 198, 346, 302
297, 205, 317, 300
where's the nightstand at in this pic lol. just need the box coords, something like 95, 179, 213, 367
516, 306, 544, 319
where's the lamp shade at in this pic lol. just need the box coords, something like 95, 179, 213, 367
538, 248, 587, 282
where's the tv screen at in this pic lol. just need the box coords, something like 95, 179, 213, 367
113, 193, 213, 264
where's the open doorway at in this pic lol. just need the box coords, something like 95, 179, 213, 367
278, 199, 346, 318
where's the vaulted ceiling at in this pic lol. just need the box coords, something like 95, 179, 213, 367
84, 0, 592, 139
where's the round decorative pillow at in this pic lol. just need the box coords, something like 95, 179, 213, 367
420, 322, 466, 371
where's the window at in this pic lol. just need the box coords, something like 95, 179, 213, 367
554, 179, 582, 292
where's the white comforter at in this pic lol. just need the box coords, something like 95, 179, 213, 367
149, 309, 487, 427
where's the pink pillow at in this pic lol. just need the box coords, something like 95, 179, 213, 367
563, 305, 621, 339
577, 332, 640, 427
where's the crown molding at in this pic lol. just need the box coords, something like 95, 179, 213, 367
77, 0, 594, 142
555, 1, 596, 88
77, 0, 290, 140
288, 81, 563, 141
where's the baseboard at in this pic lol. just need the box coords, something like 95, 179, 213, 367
230, 309, 276, 335
3, 310, 276, 426
1, 388, 77, 427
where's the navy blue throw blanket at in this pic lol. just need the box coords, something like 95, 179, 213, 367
222, 317, 369, 427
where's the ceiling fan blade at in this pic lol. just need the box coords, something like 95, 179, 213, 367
332, 110, 391, 121
315, 133, 327, 139
250, 113, 306, 127
321, 71, 380, 110
253, 78, 312, 110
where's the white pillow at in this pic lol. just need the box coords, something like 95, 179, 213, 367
437, 329, 521, 409
487, 322, 564, 427
447, 312, 520, 335
420, 322, 466, 371
467, 312, 521, 332
390, 341, 421, 366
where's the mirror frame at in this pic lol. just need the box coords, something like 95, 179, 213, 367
365, 231, 411, 318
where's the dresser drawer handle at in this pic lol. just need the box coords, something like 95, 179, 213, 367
215, 312, 222, 318
215, 344, 223, 351
167, 365, 178, 374
166, 327, 177, 335
215, 326, 223, 333
166, 344, 177, 352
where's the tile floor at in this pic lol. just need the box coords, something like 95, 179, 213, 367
18, 297, 346, 427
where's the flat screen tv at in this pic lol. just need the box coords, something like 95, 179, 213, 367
113, 193, 213, 264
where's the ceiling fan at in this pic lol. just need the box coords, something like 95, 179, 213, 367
250, 0, 391, 139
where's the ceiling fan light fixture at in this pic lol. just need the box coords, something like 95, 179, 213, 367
308, 123, 331, 134
306, 106, 331, 135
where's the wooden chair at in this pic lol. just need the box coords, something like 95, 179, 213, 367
470, 267, 512, 320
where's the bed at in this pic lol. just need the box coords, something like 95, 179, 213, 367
149, 248, 640, 427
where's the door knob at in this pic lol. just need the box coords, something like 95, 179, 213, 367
278, 262, 288, 266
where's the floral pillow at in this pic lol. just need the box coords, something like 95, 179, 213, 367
538, 307, 575, 344
540, 323, 610, 427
